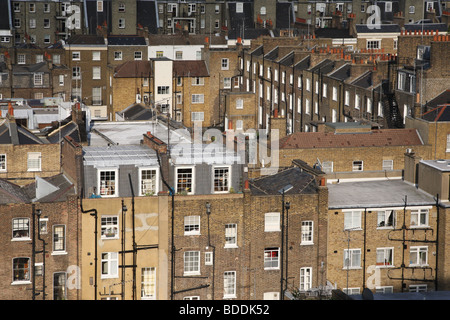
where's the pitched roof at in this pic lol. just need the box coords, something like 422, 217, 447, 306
173, 60, 209, 77
107, 35, 147, 46
23, 174, 76, 202
355, 24, 401, 34
114, 60, 152, 78
66, 34, 106, 45
249, 167, 317, 195
278, 128, 423, 149
0, 179, 30, 204
0, 118, 44, 145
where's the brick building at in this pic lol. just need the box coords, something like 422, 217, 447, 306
170, 163, 328, 300
0, 115, 61, 185
0, 174, 80, 300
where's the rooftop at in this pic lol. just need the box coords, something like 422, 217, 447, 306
173, 60, 209, 77
278, 128, 423, 149
328, 179, 435, 209
83, 145, 158, 167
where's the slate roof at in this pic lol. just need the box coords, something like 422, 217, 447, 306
148, 34, 227, 46
173, 60, 209, 77
47, 121, 81, 144
66, 34, 106, 45
351, 71, 373, 88
309, 59, 336, 74
114, 60, 152, 78
422, 90, 450, 121
0, 118, 44, 145
107, 35, 147, 46
355, 24, 401, 34
249, 167, 317, 195
0, 0, 11, 30
137, 0, 158, 34
118, 103, 154, 121
0, 179, 30, 204
23, 174, 76, 202
278, 128, 423, 149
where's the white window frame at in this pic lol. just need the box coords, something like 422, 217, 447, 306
352, 160, 363, 172
27, 152, 41, 172
184, 251, 200, 275
92, 66, 101, 80
134, 51, 142, 60
72, 52, 80, 61
301, 221, 314, 245
101, 216, 119, 240
101, 252, 118, 279
344, 210, 362, 230
264, 247, 280, 270
264, 212, 280, 232
18, 54, 26, 65
213, 166, 230, 193
191, 94, 204, 104
0, 154, 6, 171
12, 218, 30, 240
299, 267, 312, 292
139, 168, 159, 196
223, 271, 236, 298
376, 247, 394, 267
343, 248, 361, 269
377, 210, 395, 228
98, 169, 118, 197
225, 223, 237, 248
141, 267, 156, 300
114, 51, 123, 60
175, 166, 194, 194
409, 246, 428, 267
184, 215, 200, 236
221, 58, 229, 70
410, 209, 429, 228
205, 252, 213, 265
52, 225, 66, 254
382, 160, 393, 171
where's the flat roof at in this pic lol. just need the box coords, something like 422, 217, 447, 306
421, 159, 450, 172
83, 145, 158, 167
328, 179, 435, 209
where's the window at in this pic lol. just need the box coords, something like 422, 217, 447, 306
191, 112, 204, 122
53, 225, 66, 252
382, 160, 393, 171
191, 94, 204, 104
101, 252, 118, 278
355, 94, 361, 109
72, 52, 80, 61
343, 249, 361, 269
141, 267, 156, 300
157, 86, 169, 95
300, 267, 312, 291
322, 161, 333, 173
192, 77, 204, 86
224, 271, 236, 298
377, 210, 395, 228
52, 54, 60, 65
14, 18, 21, 28
225, 224, 237, 248
376, 286, 393, 294
447, 134, 450, 152
12, 218, 30, 239
14, 3, 20, 12
134, 51, 142, 60
13, 258, 30, 282
30, 18, 36, 29
376, 248, 394, 267
53, 272, 67, 300
101, 216, 119, 239
92, 51, 101, 61
223, 77, 231, 89
385, 2, 392, 12
43, 3, 50, 13
27, 152, 41, 171
345, 90, 350, 106
114, 51, 122, 60
140, 168, 157, 196
344, 211, 361, 230
352, 160, 363, 172
34, 73, 43, 86
301, 221, 314, 245
306, 78, 311, 91
367, 40, 380, 49
327, 80, 338, 99
118, 3, 126, 12
59, 74, 64, 86
305, 99, 311, 114
18, 54, 26, 65
184, 251, 200, 275
92, 66, 101, 80
213, 167, 230, 192
265, 212, 280, 232
221, 58, 229, 70
409, 284, 427, 292
323, 83, 327, 98
264, 247, 279, 269
156, 51, 163, 58
188, 3, 196, 13
44, 19, 50, 28
410, 246, 428, 266
97, 0, 103, 12
236, 2, 243, 13
92, 87, 102, 105
184, 216, 200, 235
99, 169, 117, 197
205, 252, 213, 265
176, 167, 193, 194
0, 154, 6, 171
411, 209, 429, 227
260, 6, 266, 15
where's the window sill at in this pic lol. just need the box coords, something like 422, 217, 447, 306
11, 237, 31, 242
51, 251, 68, 256
223, 294, 236, 299
342, 267, 362, 270
300, 242, 314, 246
11, 281, 31, 285
224, 245, 238, 249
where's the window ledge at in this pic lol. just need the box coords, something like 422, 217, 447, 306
11, 237, 31, 242
224, 245, 238, 249
51, 251, 68, 256
11, 281, 31, 285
